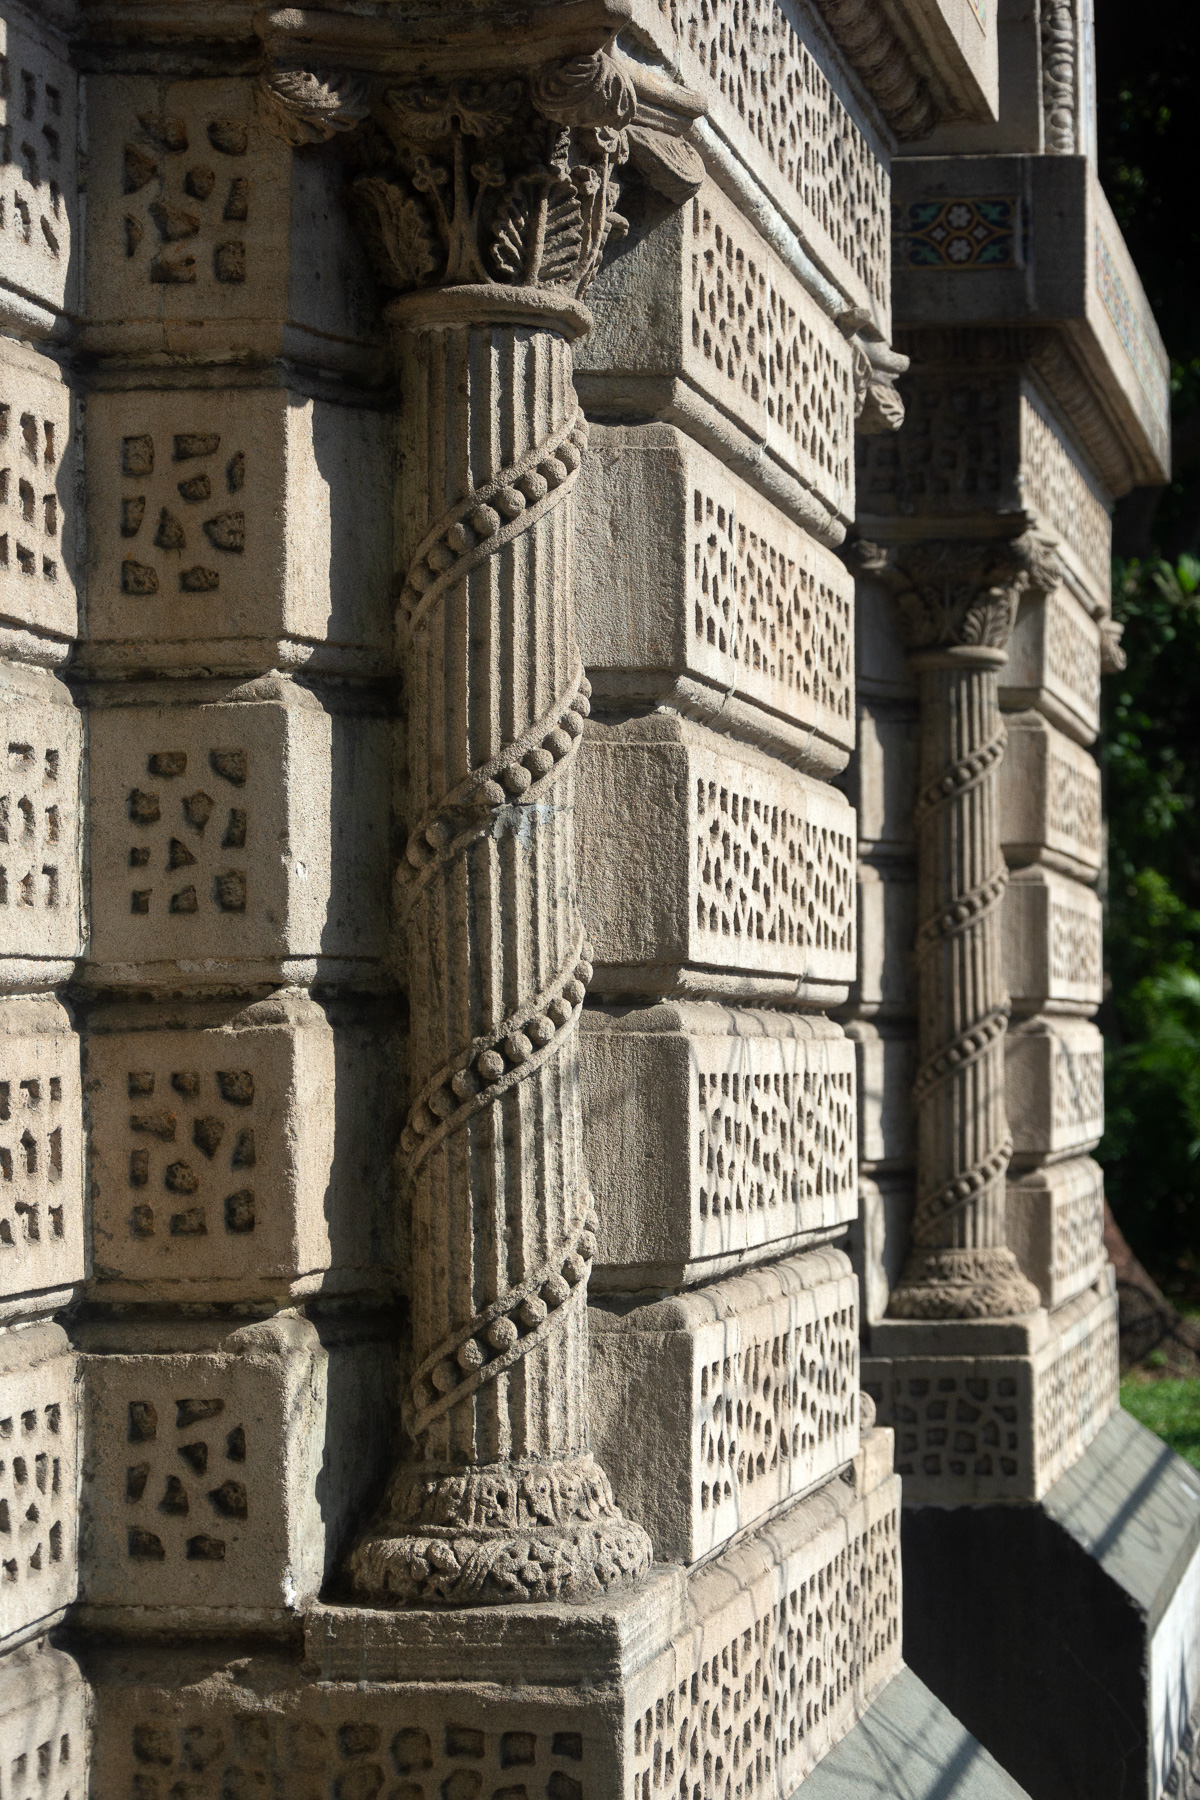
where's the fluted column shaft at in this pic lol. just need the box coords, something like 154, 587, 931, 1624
350, 288, 651, 1606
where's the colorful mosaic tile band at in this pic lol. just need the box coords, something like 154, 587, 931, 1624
967, 0, 986, 26
899, 198, 1017, 270
1095, 227, 1169, 434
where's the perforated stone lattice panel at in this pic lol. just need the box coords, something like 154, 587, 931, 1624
0, 1645, 87, 1800
82, 75, 378, 365
1007, 1017, 1105, 1162
626, 1468, 902, 1800
0, 1325, 78, 1643
1018, 388, 1113, 610
577, 426, 854, 765
0, 997, 83, 1307
581, 1007, 857, 1287
0, 341, 75, 642
86, 686, 389, 985
89, 1659, 617, 1800
1008, 1156, 1108, 1310
85, 995, 396, 1302
1002, 583, 1102, 746
1003, 867, 1103, 1015
591, 1249, 860, 1562
865, 1285, 1118, 1502
578, 726, 855, 1000
84, 387, 391, 673
856, 370, 1017, 519
0, 18, 78, 328
580, 183, 856, 522
999, 710, 1102, 880
0, 672, 82, 980
636, 0, 891, 325
79, 1316, 384, 1612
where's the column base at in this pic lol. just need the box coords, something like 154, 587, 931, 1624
887, 1247, 1042, 1321
347, 1455, 653, 1608
84, 1435, 905, 1799
899, 1409, 1200, 1800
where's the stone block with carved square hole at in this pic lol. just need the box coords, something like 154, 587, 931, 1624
83, 387, 392, 678
1000, 582, 1101, 746
576, 423, 855, 774
576, 180, 857, 525
81, 75, 380, 369
0, 997, 83, 1309
86, 1434, 901, 1800
0, 340, 75, 645
85, 992, 399, 1304
1007, 1016, 1105, 1165
580, 1002, 857, 1290
999, 710, 1102, 882
1003, 866, 1103, 1017
0, 666, 81, 986
0, 1642, 87, 1799
85, 679, 389, 988
590, 1247, 860, 1563
864, 1280, 1118, 1502
0, 1324, 78, 1644
78, 1315, 393, 1616
0, 17, 79, 334
1008, 1156, 1108, 1312
577, 717, 855, 1007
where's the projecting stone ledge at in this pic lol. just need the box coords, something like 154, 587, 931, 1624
799, 1664, 1031, 1799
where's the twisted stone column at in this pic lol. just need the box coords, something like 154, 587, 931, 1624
252, 47, 699, 1604
860, 539, 1047, 1319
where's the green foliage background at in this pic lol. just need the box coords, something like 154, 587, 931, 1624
1101, 557, 1200, 1294
1094, 4, 1200, 1294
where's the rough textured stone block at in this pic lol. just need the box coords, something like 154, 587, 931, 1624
578, 181, 857, 523
1002, 866, 1103, 1016
0, 16, 78, 334
85, 678, 389, 988
79, 1314, 392, 1618
1001, 581, 1101, 746
591, 1248, 860, 1562
577, 423, 854, 771
864, 1279, 1118, 1502
580, 1002, 857, 1288
1006, 1016, 1105, 1162
848, 1172, 914, 1328
0, 1642, 88, 1797
999, 709, 1102, 880
849, 705, 917, 856
0, 1324, 78, 1643
577, 717, 856, 1005
85, 993, 398, 1305
855, 863, 917, 1016
0, 665, 82, 987
848, 1023, 916, 1169
1019, 388, 1112, 615
0, 339, 75, 645
627, 0, 891, 329
86, 1438, 901, 1800
82, 74, 379, 368
1008, 1156, 1107, 1311
0, 996, 83, 1309
83, 386, 391, 677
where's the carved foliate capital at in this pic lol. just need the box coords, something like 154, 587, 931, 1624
257, 50, 695, 301
856, 534, 1063, 653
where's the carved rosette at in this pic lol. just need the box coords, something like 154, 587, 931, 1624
258, 50, 663, 1604
860, 538, 1054, 1320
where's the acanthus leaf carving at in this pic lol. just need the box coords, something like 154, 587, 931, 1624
252, 67, 369, 146
856, 534, 1062, 653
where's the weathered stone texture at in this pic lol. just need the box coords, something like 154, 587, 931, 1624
78, 1314, 392, 1617
1003, 865, 1103, 1016
0, 1324, 77, 1643
591, 1248, 860, 1561
581, 1003, 856, 1288
0, 16, 78, 336
0, 1642, 87, 1795
83, 386, 393, 676
998, 709, 1103, 880
0, 997, 83, 1307
85, 680, 389, 988
0, 339, 75, 647
0, 664, 81, 986
1006, 1016, 1105, 1163
1007, 1156, 1108, 1310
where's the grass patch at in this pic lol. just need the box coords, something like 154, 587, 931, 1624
1121, 1377, 1200, 1470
